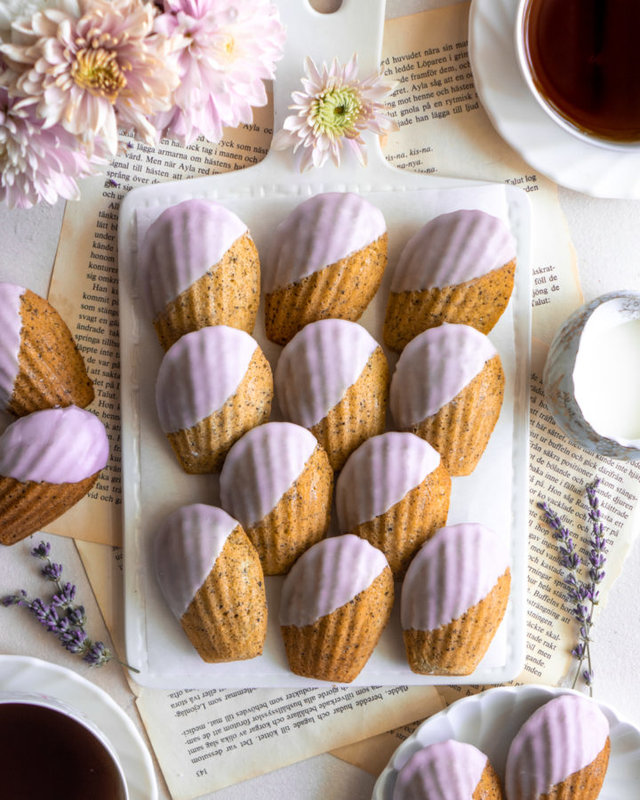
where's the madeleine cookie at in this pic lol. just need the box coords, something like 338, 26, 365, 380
280, 534, 393, 683
264, 192, 387, 345
275, 319, 389, 471
219, 422, 333, 574
390, 323, 504, 476
505, 694, 610, 800
0, 406, 109, 546
384, 209, 516, 351
0, 282, 94, 416
155, 325, 273, 473
139, 199, 260, 349
335, 432, 451, 576
154, 504, 267, 662
401, 523, 511, 675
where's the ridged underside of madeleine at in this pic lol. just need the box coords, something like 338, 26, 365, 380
247, 445, 333, 575
311, 346, 389, 471
403, 568, 511, 675
0, 472, 99, 546
264, 233, 388, 346
473, 762, 505, 800
167, 348, 273, 473
410, 354, 504, 477
352, 461, 451, 577
181, 525, 267, 662
538, 739, 610, 800
383, 260, 516, 352
9, 290, 94, 416
281, 566, 394, 683
153, 233, 260, 351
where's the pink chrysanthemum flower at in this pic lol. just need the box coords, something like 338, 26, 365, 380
0, 86, 106, 208
154, 0, 285, 145
272, 54, 398, 172
0, 0, 179, 155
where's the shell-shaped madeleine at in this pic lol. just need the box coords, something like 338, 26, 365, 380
139, 199, 260, 348
155, 326, 273, 472
219, 422, 333, 574
505, 694, 610, 800
275, 319, 388, 469
153, 504, 267, 662
392, 740, 503, 800
0, 283, 94, 416
336, 432, 451, 575
0, 406, 109, 546
390, 323, 504, 476
280, 534, 393, 682
401, 523, 510, 675
264, 192, 387, 345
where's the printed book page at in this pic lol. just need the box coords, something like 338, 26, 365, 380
57, 3, 640, 798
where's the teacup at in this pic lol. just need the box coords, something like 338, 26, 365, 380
0, 691, 129, 799
515, 0, 640, 151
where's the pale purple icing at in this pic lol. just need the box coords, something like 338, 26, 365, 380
219, 422, 318, 527
264, 192, 387, 293
155, 325, 259, 433
505, 694, 609, 799
279, 533, 388, 627
392, 740, 488, 800
139, 199, 249, 317
390, 209, 516, 292
335, 432, 441, 530
400, 523, 509, 631
0, 405, 109, 484
389, 323, 498, 428
153, 504, 238, 620
275, 319, 381, 429
0, 282, 26, 410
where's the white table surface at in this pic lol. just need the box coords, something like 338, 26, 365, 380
2, 1, 640, 798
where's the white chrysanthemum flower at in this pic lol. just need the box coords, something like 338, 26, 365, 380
0, 87, 106, 208
154, 0, 285, 145
272, 54, 398, 172
0, 0, 179, 154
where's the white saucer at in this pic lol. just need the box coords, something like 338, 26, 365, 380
372, 684, 640, 799
0, 655, 157, 800
469, 0, 640, 198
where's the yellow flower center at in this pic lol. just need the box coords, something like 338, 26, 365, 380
71, 47, 127, 103
313, 86, 362, 139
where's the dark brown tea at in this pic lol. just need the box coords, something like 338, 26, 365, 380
522, 0, 640, 142
0, 702, 127, 799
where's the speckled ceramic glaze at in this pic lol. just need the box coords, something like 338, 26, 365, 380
505, 693, 610, 799
219, 422, 318, 527
392, 739, 489, 800
0, 406, 109, 484
279, 534, 389, 627
0, 282, 25, 410
335, 432, 441, 529
390, 323, 498, 427
390, 209, 516, 292
155, 325, 259, 433
139, 199, 249, 318
153, 504, 238, 620
275, 318, 381, 428
264, 192, 386, 293
401, 523, 509, 632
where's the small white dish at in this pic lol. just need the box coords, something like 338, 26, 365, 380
469, 0, 640, 198
372, 684, 640, 799
0, 655, 157, 800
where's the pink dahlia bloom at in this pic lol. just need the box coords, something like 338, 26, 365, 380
0, 86, 106, 208
272, 55, 398, 172
154, 0, 285, 145
0, 0, 179, 155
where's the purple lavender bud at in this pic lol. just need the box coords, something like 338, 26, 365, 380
51, 583, 76, 608
83, 641, 112, 668
41, 562, 63, 582
583, 668, 594, 685
572, 643, 585, 658
61, 628, 89, 654
1, 590, 27, 607
42, 605, 62, 633
67, 605, 87, 627
31, 542, 51, 559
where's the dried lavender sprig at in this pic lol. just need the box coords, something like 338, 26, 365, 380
537, 478, 607, 696
2, 541, 138, 673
